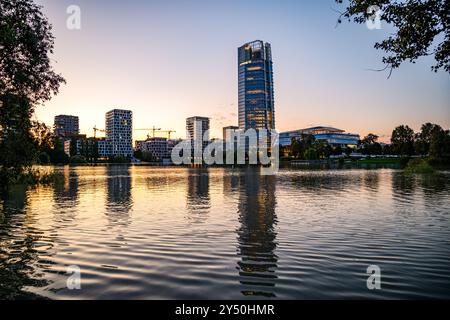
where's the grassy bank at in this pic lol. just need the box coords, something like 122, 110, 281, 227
356, 158, 402, 165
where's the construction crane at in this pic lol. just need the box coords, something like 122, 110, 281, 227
159, 130, 176, 140
134, 126, 161, 139
93, 126, 105, 138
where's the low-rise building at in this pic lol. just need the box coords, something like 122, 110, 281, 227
280, 126, 360, 148
136, 137, 169, 160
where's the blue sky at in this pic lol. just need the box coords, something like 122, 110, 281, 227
35, 0, 450, 141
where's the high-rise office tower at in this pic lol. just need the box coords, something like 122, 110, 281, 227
238, 40, 275, 131
105, 109, 133, 157
54, 115, 79, 137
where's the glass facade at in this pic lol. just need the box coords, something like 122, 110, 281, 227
238, 40, 275, 131
54, 115, 79, 138
279, 127, 360, 147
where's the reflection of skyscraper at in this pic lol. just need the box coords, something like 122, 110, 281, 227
236, 168, 278, 297
106, 166, 133, 215
223, 170, 240, 196
238, 40, 275, 131
186, 168, 210, 222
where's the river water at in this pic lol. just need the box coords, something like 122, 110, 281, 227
0, 166, 449, 299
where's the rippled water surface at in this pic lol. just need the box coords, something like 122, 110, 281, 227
0, 166, 449, 299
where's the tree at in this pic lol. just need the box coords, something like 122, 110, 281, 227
391, 125, 415, 156
428, 127, 450, 162
0, 0, 65, 179
0, 0, 65, 103
361, 133, 383, 155
382, 143, 393, 155
30, 121, 68, 164
414, 122, 443, 155
336, 0, 449, 75
290, 134, 318, 160
362, 133, 379, 145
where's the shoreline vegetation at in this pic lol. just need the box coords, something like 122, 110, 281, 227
0, 167, 63, 192
1, 156, 448, 194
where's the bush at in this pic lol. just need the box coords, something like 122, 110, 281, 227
405, 159, 435, 174
399, 157, 411, 168
69, 155, 87, 164
109, 155, 131, 163
38, 152, 50, 164
0, 167, 63, 191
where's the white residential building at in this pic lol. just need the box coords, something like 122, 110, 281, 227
105, 109, 133, 158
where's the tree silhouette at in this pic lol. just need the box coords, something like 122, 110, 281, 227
391, 125, 415, 156
0, 0, 65, 179
336, 0, 449, 75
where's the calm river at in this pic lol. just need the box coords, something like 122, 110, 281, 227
0, 166, 449, 299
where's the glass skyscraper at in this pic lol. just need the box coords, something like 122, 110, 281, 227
238, 40, 275, 131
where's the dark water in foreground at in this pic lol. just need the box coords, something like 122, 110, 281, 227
0, 166, 449, 299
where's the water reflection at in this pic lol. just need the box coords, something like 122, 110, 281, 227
0, 167, 449, 299
0, 186, 51, 299
236, 169, 278, 298
363, 171, 380, 193
186, 168, 210, 222
223, 171, 239, 196
106, 166, 133, 215
53, 167, 79, 205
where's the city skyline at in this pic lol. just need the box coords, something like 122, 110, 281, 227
34, 0, 449, 142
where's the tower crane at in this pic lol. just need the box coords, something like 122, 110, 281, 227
93, 126, 105, 139
159, 130, 176, 140
134, 126, 161, 139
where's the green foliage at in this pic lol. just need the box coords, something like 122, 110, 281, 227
31, 121, 68, 164
134, 150, 156, 162
336, 0, 449, 74
0, 0, 65, 103
78, 138, 99, 162
69, 155, 87, 164
391, 125, 415, 156
361, 133, 383, 155
288, 134, 333, 160
0, 167, 63, 192
414, 123, 442, 155
0, 0, 65, 187
405, 158, 435, 174
389, 123, 450, 164
38, 152, 50, 164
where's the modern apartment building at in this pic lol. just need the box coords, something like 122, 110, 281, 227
97, 138, 108, 158
186, 116, 210, 147
186, 116, 210, 164
238, 40, 275, 131
54, 115, 79, 138
105, 109, 133, 158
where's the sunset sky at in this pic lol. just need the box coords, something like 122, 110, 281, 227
35, 0, 450, 141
